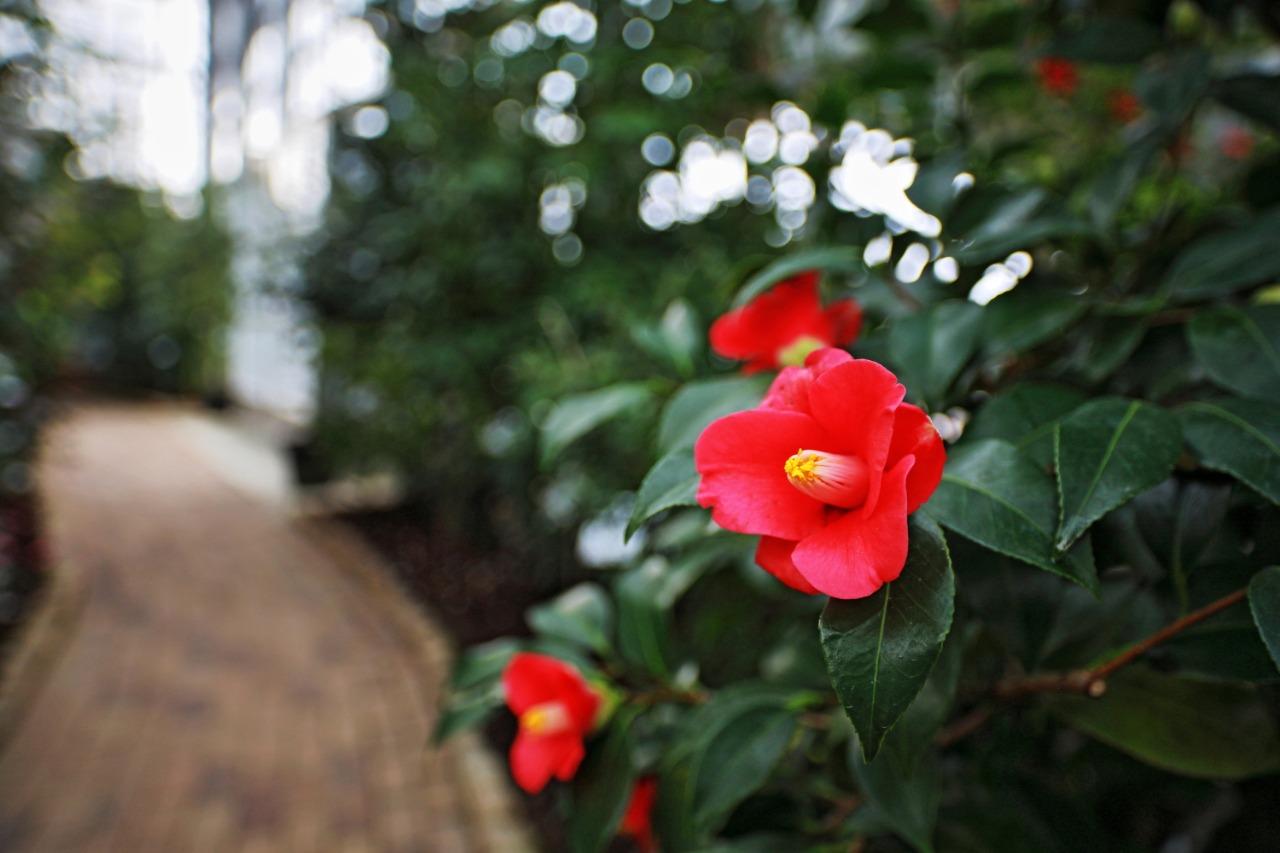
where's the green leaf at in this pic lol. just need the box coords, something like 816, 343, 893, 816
733, 247, 864, 307
888, 300, 983, 406
657, 684, 800, 849
1165, 208, 1280, 301
657, 375, 770, 454
820, 516, 954, 761
1136, 50, 1210, 131
1179, 398, 1280, 505
1087, 131, 1161, 230
849, 740, 940, 853
1049, 17, 1162, 64
966, 382, 1087, 468
925, 439, 1099, 591
882, 627, 966, 771
567, 713, 638, 853
526, 582, 613, 655
541, 382, 654, 464
431, 684, 504, 744
1165, 622, 1280, 683
1187, 304, 1280, 400
432, 638, 519, 744
627, 447, 699, 540
1053, 398, 1182, 552
1213, 74, 1280, 132
982, 290, 1089, 357
1051, 667, 1280, 779
615, 540, 740, 676
1248, 566, 1280, 674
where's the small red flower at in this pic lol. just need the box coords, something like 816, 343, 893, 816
620, 777, 657, 852
1035, 56, 1078, 97
694, 348, 944, 599
1220, 126, 1254, 161
709, 271, 862, 373
1107, 89, 1141, 124
502, 652, 601, 793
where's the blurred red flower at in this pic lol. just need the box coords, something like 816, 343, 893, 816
1220, 126, 1254, 161
1107, 89, 1141, 124
694, 348, 944, 599
501, 652, 600, 793
709, 271, 862, 373
620, 777, 657, 851
1035, 56, 1078, 97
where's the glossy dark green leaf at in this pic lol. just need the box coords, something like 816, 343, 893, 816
1165, 208, 1280, 301
1213, 74, 1280, 132
1187, 304, 1280, 400
541, 382, 654, 464
656, 684, 800, 849
1051, 667, 1280, 779
526, 582, 613, 654
926, 440, 1099, 591
1053, 398, 1182, 552
627, 448, 699, 540
1248, 566, 1280, 673
567, 713, 637, 853
966, 382, 1087, 468
1180, 398, 1280, 505
733, 247, 864, 307
982, 290, 1089, 357
657, 375, 770, 454
888, 300, 983, 406
820, 516, 954, 760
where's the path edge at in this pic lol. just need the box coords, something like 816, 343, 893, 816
0, 414, 90, 749
298, 517, 539, 853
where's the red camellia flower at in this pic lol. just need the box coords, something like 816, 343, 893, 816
709, 271, 862, 373
1035, 56, 1078, 97
694, 348, 945, 599
501, 652, 601, 794
619, 777, 657, 852
1107, 89, 1141, 124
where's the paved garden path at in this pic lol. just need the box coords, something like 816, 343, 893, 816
0, 405, 533, 852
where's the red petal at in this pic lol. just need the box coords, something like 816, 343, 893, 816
755, 536, 820, 594
806, 359, 905, 513
709, 272, 827, 368
791, 457, 913, 599
695, 409, 829, 541
503, 653, 594, 719
621, 777, 658, 840
510, 731, 584, 794
762, 348, 853, 412
887, 403, 946, 513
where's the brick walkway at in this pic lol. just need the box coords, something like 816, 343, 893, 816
0, 406, 533, 852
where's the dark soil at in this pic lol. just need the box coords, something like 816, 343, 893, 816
342, 502, 592, 851
0, 494, 45, 655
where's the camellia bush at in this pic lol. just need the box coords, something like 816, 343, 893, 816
304, 0, 1280, 849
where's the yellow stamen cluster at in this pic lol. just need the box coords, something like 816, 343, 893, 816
784, 450, 821, 486
520, 702, 569, 736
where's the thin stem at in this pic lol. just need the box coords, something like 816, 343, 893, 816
1087, 586, 1247, 683
938, 586, 1249, 746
